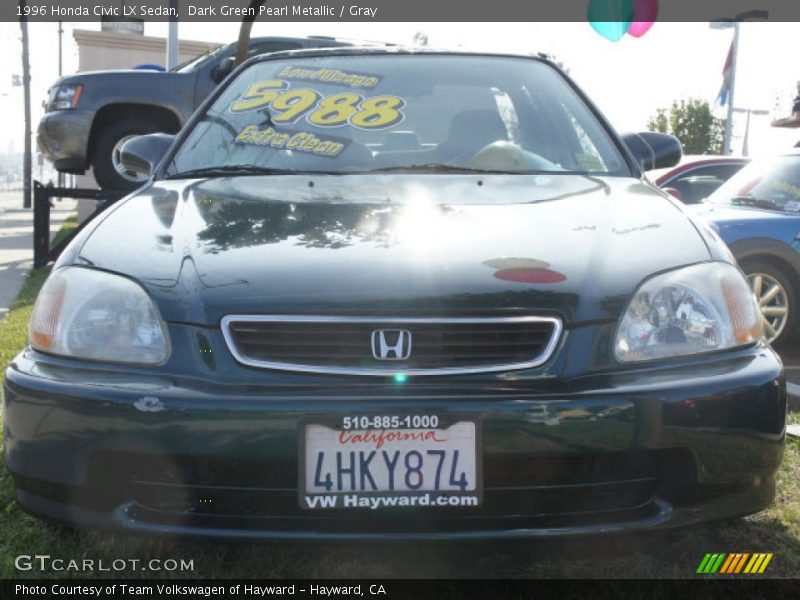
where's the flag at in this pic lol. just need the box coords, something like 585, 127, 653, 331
717, 41, 733, 107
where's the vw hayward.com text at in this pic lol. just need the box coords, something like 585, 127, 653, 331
18, 3, 380, 18
15, 584, 389, 597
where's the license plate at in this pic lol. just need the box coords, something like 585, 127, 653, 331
299, 415, 481, 510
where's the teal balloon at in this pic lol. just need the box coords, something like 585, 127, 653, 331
588, 0, 634, 41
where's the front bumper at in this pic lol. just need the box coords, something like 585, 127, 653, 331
36, 110, 93, 173
3, 340, 786, 541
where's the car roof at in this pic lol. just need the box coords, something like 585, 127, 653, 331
244, 45, 550, 65
650, 155, 749, 185
246, 36, 389, 48
678, 155, 748, 163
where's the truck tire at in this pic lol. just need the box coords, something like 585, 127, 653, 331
91, 118, 161, 191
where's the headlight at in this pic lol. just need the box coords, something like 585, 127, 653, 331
615, 262, 762, 363
47, 84, 83, 111
29, 267, 170, 365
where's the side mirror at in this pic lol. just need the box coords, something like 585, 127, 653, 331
211, 57, 236, 83
622, 132, 682, 171
119, 133, 175, 178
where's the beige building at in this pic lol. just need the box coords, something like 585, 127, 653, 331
73, 29, 218, 73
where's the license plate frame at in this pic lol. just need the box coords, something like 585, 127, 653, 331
298, 413, 482, 510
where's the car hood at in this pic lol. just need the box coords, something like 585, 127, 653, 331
75, 175, 711, 325
688, 202, 785, 222
55, 70, 185, 87
687, 202, 799, 245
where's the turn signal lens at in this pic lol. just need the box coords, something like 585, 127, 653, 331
29, 275, 65, 349
723, 278, 763, 343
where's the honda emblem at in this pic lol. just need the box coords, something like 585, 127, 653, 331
371, 329, 412, 360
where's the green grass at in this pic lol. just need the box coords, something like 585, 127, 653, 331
0, 225, 798, 579
0, 270, 48, 391
50, 213, 79, 249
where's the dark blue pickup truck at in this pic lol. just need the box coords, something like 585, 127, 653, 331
37, 36, 353, 190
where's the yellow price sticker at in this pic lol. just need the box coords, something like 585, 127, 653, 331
230, 79, 405, 130
230, 80, 287, 113
235, 125, 348, 158
350, 95, 405, 129
306, 92, 363, 126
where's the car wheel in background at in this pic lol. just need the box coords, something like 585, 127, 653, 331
92, 118, 160, 191
741, 259, 796, 345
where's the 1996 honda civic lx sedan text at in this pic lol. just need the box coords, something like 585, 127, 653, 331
3, 49, 786, 540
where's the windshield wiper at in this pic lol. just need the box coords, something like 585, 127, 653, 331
165, 165, 306, 179
731, 196, 784, 211
360, 163, 573, 175
360, 164, 521, 174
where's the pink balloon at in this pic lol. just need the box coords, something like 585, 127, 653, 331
627, 0, 658, 37
627, 21, 654, 37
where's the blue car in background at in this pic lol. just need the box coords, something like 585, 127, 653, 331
691, 151, 800, 344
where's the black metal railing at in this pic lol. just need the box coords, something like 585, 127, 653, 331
33, 181, 126, 268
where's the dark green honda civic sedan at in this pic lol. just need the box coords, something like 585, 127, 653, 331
3, 48, 786, 540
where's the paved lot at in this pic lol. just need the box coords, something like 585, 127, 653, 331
0, 191, 76, 319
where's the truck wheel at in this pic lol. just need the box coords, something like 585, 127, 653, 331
91, 118, 161, 191
740, 258, 797, 346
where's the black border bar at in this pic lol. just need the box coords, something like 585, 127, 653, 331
8, 0, 800, 23
3, 578, 798, 599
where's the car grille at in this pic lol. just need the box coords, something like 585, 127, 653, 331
221, 315, 562, 376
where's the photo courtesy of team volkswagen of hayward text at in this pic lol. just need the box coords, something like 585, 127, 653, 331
0, 0, 798, 596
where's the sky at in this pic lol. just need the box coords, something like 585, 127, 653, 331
0, 20, 798, 156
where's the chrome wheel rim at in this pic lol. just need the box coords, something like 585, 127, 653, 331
111, 135, 149, 183
747, 272, 789, 342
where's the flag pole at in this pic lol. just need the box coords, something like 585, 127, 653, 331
722, 23, 739, 155
712, 11, 769, 154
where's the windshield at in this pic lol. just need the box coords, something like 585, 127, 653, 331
707, 155, 800, 212
166, 54, 629, 177
173, 44, 227, 73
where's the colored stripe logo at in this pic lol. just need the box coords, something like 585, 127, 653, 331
697, 553, 773, 574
